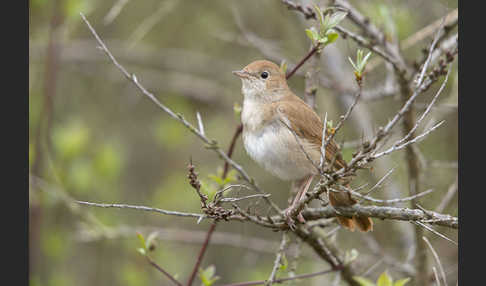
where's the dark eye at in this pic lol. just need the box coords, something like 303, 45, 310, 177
260, 71, 269, 79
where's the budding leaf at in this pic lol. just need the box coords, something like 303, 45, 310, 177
328, 11, 348, 29
353, 276, 376, 286
136, 232, 147, 250
326, 31, 339, 44
394, 278, 411, 286
137, 248, 146, 256
199, 265, 220, 286
377, 271, 393, 286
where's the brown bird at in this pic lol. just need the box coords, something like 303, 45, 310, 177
233, 60, 373, 232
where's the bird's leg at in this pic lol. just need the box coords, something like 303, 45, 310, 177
284, 175, 314, 227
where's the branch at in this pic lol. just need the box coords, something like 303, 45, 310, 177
186, 223, 217, 286
145, 255, 184, 286
79, 13, 279, 213
301, 205, 457, 229
265, 233, 288, 286
76, 201, 205, 219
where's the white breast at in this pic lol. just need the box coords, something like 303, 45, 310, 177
241, 99, 318, 181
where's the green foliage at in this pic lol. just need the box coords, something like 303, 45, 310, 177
305, 5, 347, 47
354, 270, 411, 286
201, 168, 238, 201
53, 121, 90, 160
136, 232, 147, 256
199, 265, 220, 286
348, 49, 372, 82
67, 158, 95, 193
94, 143, 124, 182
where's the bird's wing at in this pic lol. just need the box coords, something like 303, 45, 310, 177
272, 97, 347, 170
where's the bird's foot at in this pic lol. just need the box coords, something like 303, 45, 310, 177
283, 207, 306, 230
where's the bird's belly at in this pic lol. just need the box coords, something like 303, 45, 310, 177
243, 124, 319, 181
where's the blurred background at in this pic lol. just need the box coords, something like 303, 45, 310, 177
29, 0, 458, 285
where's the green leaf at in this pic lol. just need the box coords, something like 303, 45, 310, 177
377, 271, 393, 286
137, 248, 146, 256
136, 232, 147, 250
305, 28, 319, 44
279, 253, 288, 271
199, 265, 220, 286
313, 4, 324, 27
318, 37, 329, 44
361, 52, 372, 69
353, 276, 376, 286
394, 278, 411, 286
208, 174, 224, 186
326, 32, 339, 44
348, 57, 359, 72
328, 11, 348, 29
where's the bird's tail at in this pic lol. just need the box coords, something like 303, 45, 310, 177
328, 187, 373, 232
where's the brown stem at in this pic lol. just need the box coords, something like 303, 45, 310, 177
285, 44, 320, 80
186, 222, 217, 286
146, 256, 184, 286
186, 123, 241, 286
222, 124, 244, 178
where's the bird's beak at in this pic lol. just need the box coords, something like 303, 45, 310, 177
232, 69, 250, 79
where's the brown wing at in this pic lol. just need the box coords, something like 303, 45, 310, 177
272, 94, 347, 170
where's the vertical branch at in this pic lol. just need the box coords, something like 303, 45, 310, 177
187, 123, 243, 286
265, 233, 289, 286
222, 124, 244, 178
30, 0, 64, 278
400, 66, 428, 286
186, 223, 217, 286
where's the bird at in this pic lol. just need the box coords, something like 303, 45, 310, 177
232, 59, 373, 232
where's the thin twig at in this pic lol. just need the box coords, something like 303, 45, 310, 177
412, 221, 457, 245
265, 233, 289, 286
285, 44, 320, 79
146, 255, 184, 286
423, 236, 447, 286
76, 201, 205, 219
186, 223, 217, 286
352, 189, 434, 205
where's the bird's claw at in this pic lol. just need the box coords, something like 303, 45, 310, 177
283, 207, 306, 230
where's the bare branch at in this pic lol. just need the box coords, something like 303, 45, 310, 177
265, 233, 288, 286
423, 236, 447, 286
145, 255, 184, 286
352, 189, 434, 205
412, 221, 457, 245
76, 200, 205, 219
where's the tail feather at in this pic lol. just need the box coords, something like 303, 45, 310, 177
329, 188, 373, 232
352, 215, 373, 232
336, 216, 355, 232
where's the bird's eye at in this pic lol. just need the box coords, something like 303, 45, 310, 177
260, 71, 269, 79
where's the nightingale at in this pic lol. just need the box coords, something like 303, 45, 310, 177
233, 60, 373, 232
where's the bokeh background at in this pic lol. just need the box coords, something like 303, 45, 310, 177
29, 0, 458, 285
